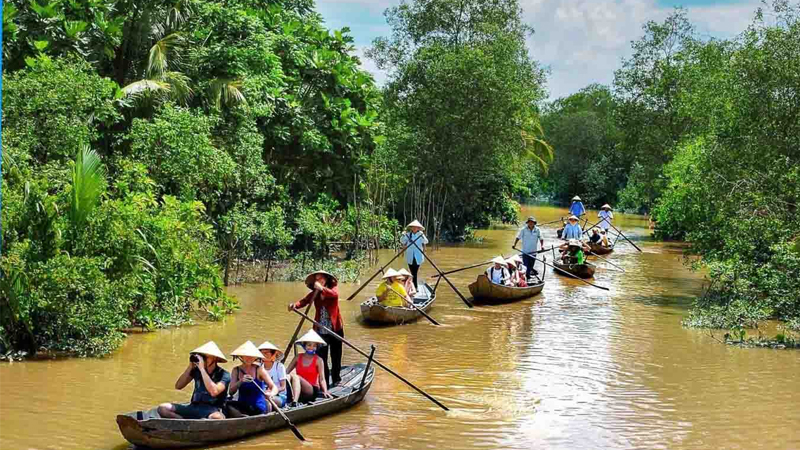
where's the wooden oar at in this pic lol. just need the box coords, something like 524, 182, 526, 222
539, 216, 565, 226
407, 239, 473, 308
587, 251, 625, 272
430, 259, 495, 278
281, 291, 318, 363
582, 219, 604, 235
512, 246, 609, 291
291, 308, 449, 411
346, 233, 423, 301
385, 284, 441, 326
248, 380, 305, 441
607, 222, 643, 252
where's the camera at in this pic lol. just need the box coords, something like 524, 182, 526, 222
190, 354, 201, 364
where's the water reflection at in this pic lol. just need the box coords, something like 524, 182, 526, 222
1, 205, 799, 450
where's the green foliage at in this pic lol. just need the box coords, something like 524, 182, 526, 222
368, 0, 550, 237
69, 145, 107, 230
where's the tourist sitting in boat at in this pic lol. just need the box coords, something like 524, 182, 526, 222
569, 195, 586, 218
598, 204, 614, 232
556, 218, 566, 239
286, 330, 333, 406
258, 340, 288, 408
226, 341, 278, 417
376, 268, 411, 307
600, 230, 610, 247
397, 268, 417, 297
507, 256, 528, 287
559, 239, 588, 265
589, 229, 602, 244
562, 215, 583, 240
486, 256, 513, 286
157, 341, 231, 420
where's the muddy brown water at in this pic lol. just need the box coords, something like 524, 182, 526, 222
1, 205, 799, 450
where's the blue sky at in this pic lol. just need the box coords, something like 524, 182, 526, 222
315, 0, 762, 99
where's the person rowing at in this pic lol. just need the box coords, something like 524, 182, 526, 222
400, 220, 429, 289
513, 216, 543, 280
375, 268, 411, 307
598, 204, 614, 232
226, 341, 278, 417
485, 256, 512, 286
157, 341, 230, 420
258, 340, 288, 408
562, 215, 583, 240
286, 330, 333, 407
569, 195, 586, 218
288, 270, 344, 387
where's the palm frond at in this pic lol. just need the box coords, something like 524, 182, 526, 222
121, 79, 172, 97
147, 33, 183, 78
162, 71, 194, 104
69, 145, 106, 228
209, 78, 247, 109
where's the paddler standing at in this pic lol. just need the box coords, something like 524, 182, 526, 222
598, 204, 614, 232
569, 195, 586, 218
400, 220, 429, 289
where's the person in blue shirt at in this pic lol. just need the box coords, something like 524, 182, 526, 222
569, 196, 586, 218
513, 216, 544, 281
562, 215, 583, 240
400, 220, 429, 288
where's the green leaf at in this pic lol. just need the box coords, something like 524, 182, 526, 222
64, 20, 89, 39
33, 40, 50, 51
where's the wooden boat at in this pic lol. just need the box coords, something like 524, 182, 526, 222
360, 282, 436, 324
553, 261, 596, 279
588, 242, 614, 256
468, 274, 544, 304
116, 363, 375, 448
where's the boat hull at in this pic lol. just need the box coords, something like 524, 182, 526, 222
468, 275, 544, 304
360, 283, 436, 324
588, 243, 614, 255
117, 364, 374, 448
553, 261, 596, 278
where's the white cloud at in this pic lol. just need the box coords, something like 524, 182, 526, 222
317, 0, 763, 99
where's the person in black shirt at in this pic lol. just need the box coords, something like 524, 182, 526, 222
157, 341, 231, 419
589, 229, 601, 244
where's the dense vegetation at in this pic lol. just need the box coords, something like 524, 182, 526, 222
541, 2, 800, 330
0, 0, 549, 356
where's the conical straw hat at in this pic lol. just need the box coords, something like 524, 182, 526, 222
568, 215, 579, 221
572, 196, 581, 201
191, 341, 228, 363
304, 270, 338, 289
601, 204, 612, 210
491, 256, 506, 265
568, 239, 581, 247
406, 220, 425, 230
230, 340, 263, 361
505, 258, 516, 267
295, 329, 327, 346
397, 268, 412, 277
382, 268, 400, 279
257, 340, 282, 356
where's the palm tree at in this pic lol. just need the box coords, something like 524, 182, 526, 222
68, 145, 106, 228
122, 33, 193, 106
520, 116, 554, 173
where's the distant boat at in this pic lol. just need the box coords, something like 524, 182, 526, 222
468, 274, 544, 304
553, 261, 596, 279
360, 282, 436, 324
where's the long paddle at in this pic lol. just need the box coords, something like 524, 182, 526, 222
512, 246, 609, 291
384, 284, 441, 326
346, 234, 423, 301
431, 247, 559, 279
407, 238, 473, 308
582, 219, 604, 235
586, 251, 626, 272
607, 222, 643, 252
281, 291, 319, 363
248, 380, 305, 441
539, 216, 565, 226
290, 308, 449, 411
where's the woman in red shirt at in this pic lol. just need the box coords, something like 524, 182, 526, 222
288, 270, 344, 386
286, 330, 332, 406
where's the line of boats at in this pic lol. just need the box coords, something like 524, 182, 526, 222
118, 241, 616, 448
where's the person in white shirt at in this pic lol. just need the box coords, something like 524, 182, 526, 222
485, 256, 512, 286
513, 216, 544, 280
258, 341, 288, 408
598, 204, 614, 232
400, 220, 429, 289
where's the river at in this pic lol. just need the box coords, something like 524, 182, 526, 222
1, 205, 798, 450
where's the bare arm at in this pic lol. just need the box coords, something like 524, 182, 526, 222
229, 367, 241, 395
175, 363, 194, 390
285, 354, 298, 373
198, 364, 226, 398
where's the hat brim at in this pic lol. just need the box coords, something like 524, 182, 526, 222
190, 341, 228, 363
305, 271, 338, 289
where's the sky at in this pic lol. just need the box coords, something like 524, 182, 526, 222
314, 0, 762, 99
